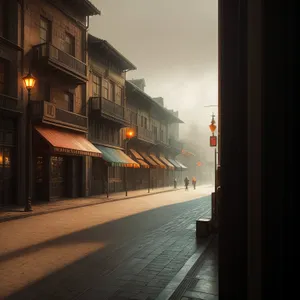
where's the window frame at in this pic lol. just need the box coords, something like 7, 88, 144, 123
40, 16, 51, 44
64, 32, 75, 56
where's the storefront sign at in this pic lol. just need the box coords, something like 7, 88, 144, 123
53, 147, 102, 157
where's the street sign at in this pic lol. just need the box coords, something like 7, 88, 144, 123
210, 135, 217, 147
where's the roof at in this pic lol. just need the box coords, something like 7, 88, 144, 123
88, 34, 137, 71
126, 80, 184, 124
64, 0, 101, 16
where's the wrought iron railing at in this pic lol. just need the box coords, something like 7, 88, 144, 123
31, 101, 88, 131
0, 93, 21, 112
137, 126, 154, 143
32, 43, 87, 77
90, 97, 131, 124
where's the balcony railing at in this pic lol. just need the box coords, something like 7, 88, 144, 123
137, 126, 155, 144
89, 97, 130, 126
31, 101, 88, 132
0, 93, 22, 113
32, 43, 87, 81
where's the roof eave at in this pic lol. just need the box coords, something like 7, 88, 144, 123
82, 0, 101, 16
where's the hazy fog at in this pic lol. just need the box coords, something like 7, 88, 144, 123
89, 0, 218, 161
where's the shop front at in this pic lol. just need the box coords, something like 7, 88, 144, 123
92, 145, 140, 195
33, 126, 102, 201
128, 149, 150, 190
159, 153, 175, 186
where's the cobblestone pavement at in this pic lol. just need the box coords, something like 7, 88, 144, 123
0, 186, 187, 223
0, 186, 213, 300
171, 237, 218, 300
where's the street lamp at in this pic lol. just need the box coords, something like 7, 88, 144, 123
124, 128, 135, 196
209, 113, 218, 228
23, 72, 36, 212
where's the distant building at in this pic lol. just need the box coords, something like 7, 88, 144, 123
128, 78, 146, 91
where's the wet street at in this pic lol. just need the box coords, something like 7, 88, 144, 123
0, 185, 213, 300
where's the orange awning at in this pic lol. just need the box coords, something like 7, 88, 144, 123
35, 126, 102, 157
140, 152, 159, 168
159, 155, 175, 170
130, 149, 144, 160
137, 159, 149, 168
129, 149, 149, 168
149, 154, 167, 169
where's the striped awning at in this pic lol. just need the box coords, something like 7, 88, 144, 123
149, 154, 167, 169
168, 158, 187, 170
94, 145, 140, 168
140, 152, 159, 168
129, 149, 150, 168
159, 154, 175, 170
175, 160, 188, 170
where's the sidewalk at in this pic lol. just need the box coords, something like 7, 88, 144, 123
0, 186, 183, 223
156, 235, 218, 300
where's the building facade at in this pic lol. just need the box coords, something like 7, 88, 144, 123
0, 1, 187, 207
0, 0, 23, 206
87, 34, 139, 196
22, 0, 101, 203
125, 79, 186, 191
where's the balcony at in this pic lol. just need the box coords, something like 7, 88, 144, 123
30, 101, 88, 133
89, 97, 130, 127
32, 43, 87, 84
0, 93, 22, 114
155, 137, 169, 148
136, 126, 155, 144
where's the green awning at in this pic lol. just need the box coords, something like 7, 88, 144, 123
94, 145, 140, 168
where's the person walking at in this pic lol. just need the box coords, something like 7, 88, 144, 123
192, 176, 196, 189
184, 176, 189, 190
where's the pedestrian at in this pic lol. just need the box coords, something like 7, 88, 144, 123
192, 176, 196, 189
174, 178, 177, 189
184, 176, 189, 190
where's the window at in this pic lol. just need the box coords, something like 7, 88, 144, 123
160, 130, 164, 141
102, 79, 109, 99
92, 74, 101, 96
109, 81, 114, 101
144, 118, 148, 129
115, 85, 122, 105
64, 33, 75, 56
64, 92, 74, 112
0, 59, 7, 94
40, 17, 51, 43
153, 126, 158, 140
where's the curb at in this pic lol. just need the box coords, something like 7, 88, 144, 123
0, 187, 184, 223
155, 234, 215, 300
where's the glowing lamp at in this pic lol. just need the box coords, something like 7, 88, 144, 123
23, 72, 36, 91
126, 129, 135, 139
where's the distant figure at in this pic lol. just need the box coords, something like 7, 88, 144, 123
192, 176, 196, 189
184, 176, 189, 190
174, 178, 177, 189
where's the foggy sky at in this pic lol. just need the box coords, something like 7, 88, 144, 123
89, 0, 218, 139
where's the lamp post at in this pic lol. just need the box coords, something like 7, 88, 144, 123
23, 72, 36, 212
209, 113, 218, 228
124, 128, 135, 196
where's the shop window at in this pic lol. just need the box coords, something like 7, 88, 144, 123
36, 156, 44, 183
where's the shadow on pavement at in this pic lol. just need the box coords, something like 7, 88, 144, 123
2, 196, 211, 300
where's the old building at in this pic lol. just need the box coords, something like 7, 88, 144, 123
125, 79, 186, 191
87, 34, 139, 196
0, 0, 23, 206
22, 0, 101, 202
